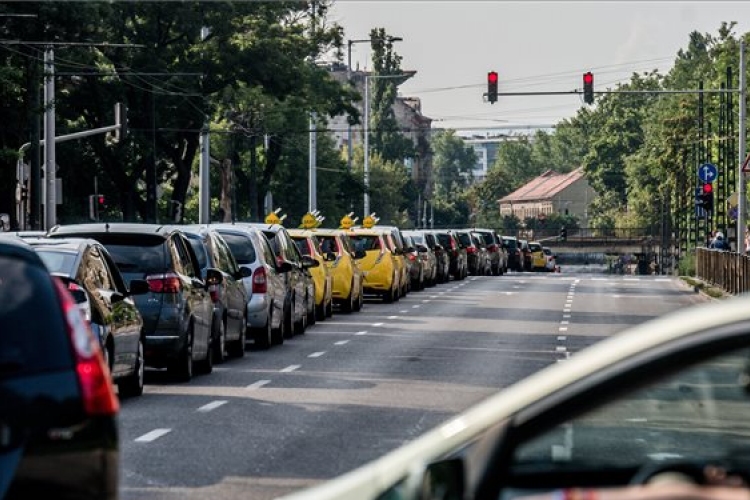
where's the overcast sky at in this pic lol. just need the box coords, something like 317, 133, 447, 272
328, 1, 750, 135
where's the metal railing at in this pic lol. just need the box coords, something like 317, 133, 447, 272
695, 248, 750, 295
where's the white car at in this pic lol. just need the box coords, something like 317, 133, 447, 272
279, 294, 750, 500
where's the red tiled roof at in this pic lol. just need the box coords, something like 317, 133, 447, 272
499, 167, 586, 203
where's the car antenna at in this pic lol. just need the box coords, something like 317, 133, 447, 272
105, 222, 110, 233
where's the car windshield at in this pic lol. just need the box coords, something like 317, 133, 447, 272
35, 249, 78, 276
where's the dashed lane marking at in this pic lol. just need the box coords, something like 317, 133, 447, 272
135, 429, 171, 443
334, 340, 350, 346
280, 365, 301, 372
308, 352, 326, 358
246, 380, 271, 390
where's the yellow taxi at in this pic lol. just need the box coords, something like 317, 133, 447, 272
313, 228, 365, 313
347, 228, 401, 303
529, 241, 547, 271
288, 229, 333, 320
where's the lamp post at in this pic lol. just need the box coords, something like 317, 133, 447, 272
346, 35, 402, 173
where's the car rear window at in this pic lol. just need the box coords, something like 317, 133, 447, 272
405, 233, 425, 245
184, 234, 209, 271
350, 235, 381, 251
318, 235, 338, 254
479, 232, 494, 245
529, 243, 543, 252
88, 234, 169, 278
292, 237, 311, 256
0, 256, 71, 376
220, 232, 257, 265
436, 233, 452, 248
35, 249, 78, 276
503, 238, 518, 249
457, 232, 472, 247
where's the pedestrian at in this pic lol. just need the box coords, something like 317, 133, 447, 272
709, 231, 729, 251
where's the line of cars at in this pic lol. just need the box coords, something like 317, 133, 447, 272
502, 235, 557, 272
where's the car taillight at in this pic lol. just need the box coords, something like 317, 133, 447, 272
488, 244, 498, 252
53, 278, 119, 416
146, 272, 182, 293
252, 267, 267, 294
466, 246, 476, 254
408, 253, 416, 261
209, 284, 219, 303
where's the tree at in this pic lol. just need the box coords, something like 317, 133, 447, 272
431, 129, 476, 201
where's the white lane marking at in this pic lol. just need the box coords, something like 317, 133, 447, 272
591, 278, 608, 281
197, 400, 228, 413
280, 365, 301, 372
246, 380, 271, 390
556, 346, 567, 352
655, 278, 670, 282
627, 418, 648, 423
564, 309, 571, 313
355, 330, 368, 336
561, 321, 569, 325
430, 295, 438, 299
334, 340, 350, 346
422, 299, 430, 303
558, 336, 567, 341
504, 292, 515, 295
563, 314, 571, 318
135, 429, 171, 443
372, 322, 384, 327
439, 292, 446, 295
308, 352, 326, 358
559, 327, 568, 332
400, 310, 408, 313
612, 295, 621, 298
387, 315, 399, 319
413, 305, 421, 309
624, 278, 640, 281
513, 286, 522, 289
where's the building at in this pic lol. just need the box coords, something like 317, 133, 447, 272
464, 136, 502, 183
498, 168, 597, 227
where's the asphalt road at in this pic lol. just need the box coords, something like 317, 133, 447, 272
119, 270, 709, 500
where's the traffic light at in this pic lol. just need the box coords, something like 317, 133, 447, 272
700, 183, 714, 213
487, 71, 498, 104
583, 72, 594, 105
114, 102, 128, 142
88, 194, 105, 221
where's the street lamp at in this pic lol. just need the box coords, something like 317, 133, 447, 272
346, 35, 403, 173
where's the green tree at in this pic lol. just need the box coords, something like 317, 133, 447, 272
431, 129, 476, 200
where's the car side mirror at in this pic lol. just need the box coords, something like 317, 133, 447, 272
354, 249, 367, 259
205, 268, 224, 287
235, 266, 253, 280
111, 291, 126, 304
302, 255, 319, 268
417, 246, 428, 253
128, 279, 150, 296
324, 252, 337, 262
276, 260, 294, 273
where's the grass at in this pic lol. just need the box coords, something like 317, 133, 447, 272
680, 276, 728, 299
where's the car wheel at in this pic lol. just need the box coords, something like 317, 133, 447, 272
254, 312, 273, 350
315, 296, 326, 321
169, 326, 194, 382
353, 285, 363, 311
229, 317, 246, 357
283, 299, 294, 339
325, 296, 333, 318
118, 336, 144, 398
212, 317, 226, 364
271, 309, 285, 346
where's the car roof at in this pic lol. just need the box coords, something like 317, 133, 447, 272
0, 237, 45, 266
23, 237, 100, 253
49, 222, 177, 238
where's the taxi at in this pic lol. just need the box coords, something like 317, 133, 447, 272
529, 241, 547, 271
288, 228, 334, 321
347, 228, 401, 303
314, 221, 365, 313
371, 224, 410, 298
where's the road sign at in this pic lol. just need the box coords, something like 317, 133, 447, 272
698, 163, 718, 183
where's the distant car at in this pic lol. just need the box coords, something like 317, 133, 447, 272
417, 230, 450, 284
502, 235, 523, 272
402, 230, 438, 287
48, 223, 219, 381
543, 246, 557, 271
213, 224, 293, 349
453, 229, 483, 276
289, 229, 333, 322
472, 228, 507, 276
174, 225, 252, 362
402, 234, 427, 291
435, 230, 467, 280
26, 237, 149, 398
518, 238, 533, 271
529, 241, 546, 271
0, 237, 120, 499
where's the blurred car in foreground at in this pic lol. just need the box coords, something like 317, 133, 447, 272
279, 293, 750, 500
26, 237, 149, 398
0, 238, 119, 500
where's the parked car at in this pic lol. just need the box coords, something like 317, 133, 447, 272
417, 230, 450, 284
470, 231, 492, 275
473, 228, 507, 276
314, 228, 365, 313
453, 229, 483, 276
0, 237, 120, 499
402, 230, 438, 287
289, 229, 333, 321
435, 230, 467, 280
519, 238, 533, 271
213, 224, 293, 349
278, 292, 750, 500
48, 223, 218, 381
347, 228, 401, 303
238, 223, 315, 336
372, 225, 410, 297
502, 235, 523, 272
401, 234, 427, 291
543, 246, 557, 271
171, 225, 251, 362
26, 237, 149, 398
529, 241, 547, 271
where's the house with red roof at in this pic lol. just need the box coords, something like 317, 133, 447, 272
498, 167, 597, 227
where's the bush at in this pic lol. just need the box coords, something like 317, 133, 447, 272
677, 251, 695, 276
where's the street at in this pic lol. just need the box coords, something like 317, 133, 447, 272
118, 271, 708, 500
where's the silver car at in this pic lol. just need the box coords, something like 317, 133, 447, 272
213, 224, 293, 349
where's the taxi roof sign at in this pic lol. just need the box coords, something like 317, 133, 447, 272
265, 212, 282, 225
339, 214, 354, 230
362, 214, 379, 229
301, 212, 318, 229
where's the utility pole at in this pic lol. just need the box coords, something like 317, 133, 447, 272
309, 112, 317, 213
738, 40, 747, 251
364, 74, 370, 217
43, 46, 56, 230
199, 125, 210, 224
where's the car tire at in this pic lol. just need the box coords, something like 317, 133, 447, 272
254, 315, 272, 350
196, 326, 214, 375
325, 297, 333, 318
212, 317, 226, 364
229, 318, 246, 357
271, 309, 285, 346
170, 326, 194, 382
118, 337, 144, 399
315, 298, 326, 321
353, 285, 363, 311
283, 299, 294, 339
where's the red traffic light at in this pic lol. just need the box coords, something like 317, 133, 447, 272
702, 183, 713, 194
488, 71, 498, 84
583, 72, 593, 85
98, 195, 105, 204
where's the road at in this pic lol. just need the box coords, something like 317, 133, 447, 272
119, 271, 708, 500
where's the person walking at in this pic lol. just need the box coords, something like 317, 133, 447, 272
710, 231, 729, 250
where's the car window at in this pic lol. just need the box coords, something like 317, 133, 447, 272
221, 232, 257, 265
350, 235, 381, 251
36, 249, 78, 276
504, 238, 518, 250
292, 237, 311, 256
214, 234, 238, 274
319, 235, 338, 254
185, 234, 209, 272
436, 233, 452, 249
512, 346, 750, 473
84, 245, 115, 291
457, 232, 472, 247
479, 232, 494, 245
173, 235, 198, 278
102, 239, 169, 280
0, 256, 71, 374
529, 243, 543, 252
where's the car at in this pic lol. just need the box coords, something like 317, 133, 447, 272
237, 223, 315, 336
278, 294, 750, 500
416, 230, 450, 284
503, 235, 523, 272
453, 229, 484, 276
25, 237, 149, 398
402, 233, 427, 291
212, 224, 294, 349
402, 230, 438, 287
435, 230, 467, 280
471, 231, 492, 275
347, 228, 401, 303
473, 228, 507, 276
172, 225, 252, 362
372, 225, 411, 297
519, 238, 533, 271
314, 228, 365, 313
48, 223, 219, 381
0, 237, 119, 499
543, 246, 557, 272
289, 229, 334, 321
529, 241, 547, 271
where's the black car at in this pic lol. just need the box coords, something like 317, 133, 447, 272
453, 229, 483, 276
172, 225, 251, 363
473, 228, 506, 276
26, 237, 149, 398
48, 223, 220, 381
434, 230, 467, 280
502, 235, 523, 272
0, 238, 119, 499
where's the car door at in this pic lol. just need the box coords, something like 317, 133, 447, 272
256, 232, 286, 326
172, 234, 211, 359
212, 232, 247, 337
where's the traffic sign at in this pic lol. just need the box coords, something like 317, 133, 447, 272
698, 163, 718, 183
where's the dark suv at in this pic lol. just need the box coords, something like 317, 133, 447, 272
502, 236, 523, 272
434, 230, 467, 280
0, 238, 119, 499
49, 223, 221, 381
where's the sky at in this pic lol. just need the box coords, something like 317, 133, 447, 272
328, 1, 750, 135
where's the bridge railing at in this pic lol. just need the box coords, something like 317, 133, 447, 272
695, 248, 750, 295
518, 227, 656, 242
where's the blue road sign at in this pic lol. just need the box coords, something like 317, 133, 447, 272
698, 163, 718, 183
